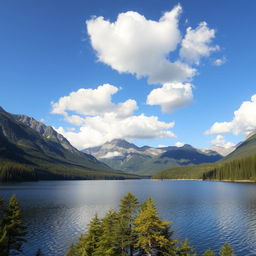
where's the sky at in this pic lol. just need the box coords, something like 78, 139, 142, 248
1, 0, 256, 150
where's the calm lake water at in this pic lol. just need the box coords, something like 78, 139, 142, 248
1, 180, 256, 256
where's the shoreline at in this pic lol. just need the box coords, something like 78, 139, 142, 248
152, 178, 256, 183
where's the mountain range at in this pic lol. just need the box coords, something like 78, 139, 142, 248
83, 139, 223, 175
0, 107, 136, 181
152, 131, 256, 180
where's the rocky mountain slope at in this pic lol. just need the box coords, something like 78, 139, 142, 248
83, 139, 222, 175
0, 107, 136, 181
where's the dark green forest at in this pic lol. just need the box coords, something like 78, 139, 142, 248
153, 154, 256, 181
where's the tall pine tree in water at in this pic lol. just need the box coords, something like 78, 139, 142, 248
134, 198, 175, 256
3, 195, 27, 256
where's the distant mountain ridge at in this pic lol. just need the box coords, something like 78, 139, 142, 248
83, 139, 223, 175
0, 107, 136, 181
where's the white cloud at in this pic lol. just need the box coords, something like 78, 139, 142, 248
206, 94, 256, 136
146, 82, 193, 112
158, 144, 167, 148
175, 141, 185, 147
55, 114, 175, 149
211, 135, 235, 149
99, 151, 124, 159
51, 84, 137, 118
52, 84, 176, 149
213, 57, 226, 66
180, 22, 219, 65
86, 5, 195, 84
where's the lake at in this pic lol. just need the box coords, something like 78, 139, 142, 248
1, 180, 256, 256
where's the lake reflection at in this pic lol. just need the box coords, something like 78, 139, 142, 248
1, 180, 256, 256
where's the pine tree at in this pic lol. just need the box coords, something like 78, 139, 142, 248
133, 198, 175, 256
94, 209, 120, 256
176, 239, 197, 256
76, 214, 103, 256
3, 194, 27, 256
117, 193, 139, 256
202, 249, 215, 256
220, 243, 235, 256
65, 243, 79, 256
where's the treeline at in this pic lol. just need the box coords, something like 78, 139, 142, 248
0, 162, 38, 182
203, 155, 256, 181
0, 161, 139, 182
66, 193, 235, 256
153, 154, 256, 182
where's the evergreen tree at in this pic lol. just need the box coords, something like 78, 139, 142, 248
176, 239, 196, 256
65, 243, 79, 256
3, 195, 27, 256
220, 243, 235, 256
134, 198, 175, 256
202, 249, 215, 256
117, 193, 139, 256
94, 209, 120, 256
76, 214, 103, 256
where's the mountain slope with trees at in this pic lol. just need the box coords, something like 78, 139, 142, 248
0, 107, 137, 181
153, 133, 256, 181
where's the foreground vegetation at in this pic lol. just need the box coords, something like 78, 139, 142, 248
153, 154, 256, 182
66, 193, 236, 256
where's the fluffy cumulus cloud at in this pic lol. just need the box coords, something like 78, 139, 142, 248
86, 5, 195, 85
206, 95, 256, 136
55, 114, 175, 149
180, 22, 219, 65
86, 5, 219, 113
146, 82, 193, 112
52, 84, 176, 149
211, 135, 235, 149
51, 84, 137, 118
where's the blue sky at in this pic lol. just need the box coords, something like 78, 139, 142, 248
1, 0, 256, 149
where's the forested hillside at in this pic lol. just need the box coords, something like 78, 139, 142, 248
153, 133, 256, 181
0, 107, 137, 181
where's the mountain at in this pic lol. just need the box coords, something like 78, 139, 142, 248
0, 107, 136, 181
222, 132, 256, 161
83, 139, 222, 175
207, 145, 235, 156
153, 132, 256, 181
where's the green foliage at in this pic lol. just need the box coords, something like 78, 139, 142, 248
202, 249, 215, 256
203, 155, 256, 181
66, 193, 236, 256
220, 243, 235, 256
176, 239, 196, 256
76, 214, 103, 256
0, 195, 27, 256
117, 193, 139, 256
153, 154, 256, 182
3, 195, 27, 255
134, 198, 174, 255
